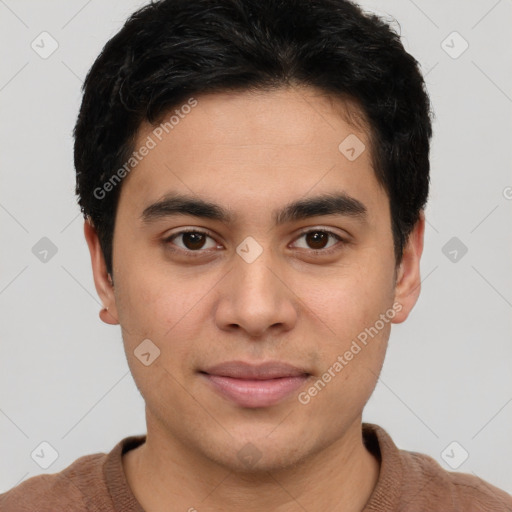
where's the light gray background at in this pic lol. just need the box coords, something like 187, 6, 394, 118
1, 0, 511, 496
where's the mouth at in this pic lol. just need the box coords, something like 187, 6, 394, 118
199, 361, 311, 408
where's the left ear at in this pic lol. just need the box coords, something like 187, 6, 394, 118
391, 211, 425, 324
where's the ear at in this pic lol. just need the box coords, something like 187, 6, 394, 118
83, 218, 119, 325
391, 211, 425, 324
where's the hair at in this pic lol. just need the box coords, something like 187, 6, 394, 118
74, 0, 433, 277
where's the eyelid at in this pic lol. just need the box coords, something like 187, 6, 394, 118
163, 226, 349, 255
289, 227, 347, 253
163, 228, 220, 255
294, 225, 347, 239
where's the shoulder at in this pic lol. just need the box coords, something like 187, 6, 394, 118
400, 448, 512, 511
0, 451, 109, 512
364, 423, 512, 511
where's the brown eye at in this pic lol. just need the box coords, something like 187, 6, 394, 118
305, 231, 329, 250
165, 230, 218, 252
291, 229, 343, 252
181, 232, 207, 250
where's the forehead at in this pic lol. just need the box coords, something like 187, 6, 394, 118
119, 86, 384, 219
146, 86, 371, 151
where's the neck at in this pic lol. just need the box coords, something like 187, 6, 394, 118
123, 417, 380, 512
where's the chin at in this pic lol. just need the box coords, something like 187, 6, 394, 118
198, 428, 319, 475
213, 446, 310, 475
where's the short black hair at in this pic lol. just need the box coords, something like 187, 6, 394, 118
74, 0, 433, 277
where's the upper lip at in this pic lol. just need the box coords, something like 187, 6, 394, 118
201, 361, 309, 380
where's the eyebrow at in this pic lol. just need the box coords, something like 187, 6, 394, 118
141, 192, 367, 226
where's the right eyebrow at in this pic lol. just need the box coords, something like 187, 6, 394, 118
141, 193, 235, 224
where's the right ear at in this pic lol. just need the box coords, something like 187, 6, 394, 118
83, 218, 119, 325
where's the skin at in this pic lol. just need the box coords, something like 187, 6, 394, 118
85, 85, 424, 512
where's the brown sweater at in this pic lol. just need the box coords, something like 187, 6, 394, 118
1, 423, 510, 511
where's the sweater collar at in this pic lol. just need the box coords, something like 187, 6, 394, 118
104, 423, 403, 512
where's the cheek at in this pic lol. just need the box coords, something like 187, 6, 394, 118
114, 269, 202, 409
294, 262, 394, 346
297, 278, 391, 412
113, 259, 215, 365
114, 250, 177, 328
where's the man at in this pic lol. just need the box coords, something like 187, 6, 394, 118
2, 0, 511, 510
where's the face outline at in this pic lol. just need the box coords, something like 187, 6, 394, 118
84, 85, 424, 474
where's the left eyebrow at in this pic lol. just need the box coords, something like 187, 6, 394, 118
274, 193, 367, 225
140, 192, 367, 226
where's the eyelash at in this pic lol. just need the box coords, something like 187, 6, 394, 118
162, 228, 346, 257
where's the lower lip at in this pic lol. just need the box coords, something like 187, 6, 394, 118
202, 374, 309, 408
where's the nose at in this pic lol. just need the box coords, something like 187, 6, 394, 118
214, 248, 298, 338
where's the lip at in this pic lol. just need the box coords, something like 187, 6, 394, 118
200, 361, 310, 408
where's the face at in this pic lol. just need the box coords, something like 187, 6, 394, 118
86, 86, 423, 472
